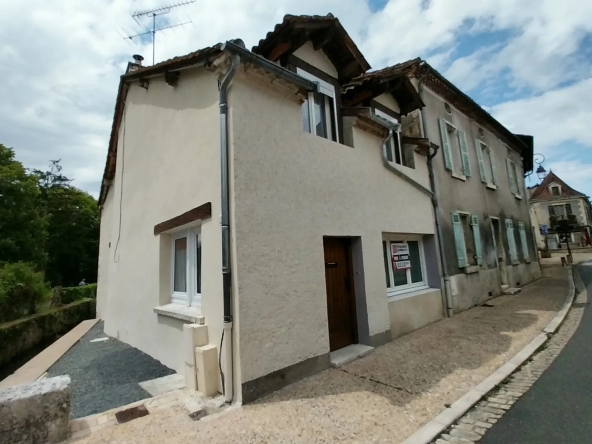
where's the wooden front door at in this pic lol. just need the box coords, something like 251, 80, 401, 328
323, 237, 358, 351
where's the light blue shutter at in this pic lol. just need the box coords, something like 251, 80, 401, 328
518, 222, 530, 262
506, 159, 517, 194
506, 219, 518, 262
458, 130, 471, 177
452, 212, 468, 268
490, 149, 498, 185
475, 140, 486, 183
438, 118, 453, 171
471, 215, 483, 265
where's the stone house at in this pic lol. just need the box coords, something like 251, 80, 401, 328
529, 171, 592, 250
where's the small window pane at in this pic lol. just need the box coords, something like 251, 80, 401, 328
385, 139, 394, 162
383, 241, 391, 288
195, 233, 202, 294
394, 133, 402, 165
392, 242, 408, 287
174, 237, 187, 292
313, 94, 327, 138
301, 99, 311, 133
408, 241, 423, 283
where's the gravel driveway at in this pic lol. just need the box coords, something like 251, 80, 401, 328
47, 321, 175, 419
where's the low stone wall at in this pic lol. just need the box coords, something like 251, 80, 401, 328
0, 299, 96, 368
0, 375, 71, 443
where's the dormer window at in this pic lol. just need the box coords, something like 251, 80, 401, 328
297, 68, 338, 142
551, 185, 560, 196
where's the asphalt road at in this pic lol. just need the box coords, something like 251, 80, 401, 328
481, 262, 592, 444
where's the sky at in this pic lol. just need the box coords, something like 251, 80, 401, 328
1, 0, 591, 198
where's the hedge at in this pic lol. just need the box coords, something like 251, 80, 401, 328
61, 283, 97, 305
0, 298, 96, 368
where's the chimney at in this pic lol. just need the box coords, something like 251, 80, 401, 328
126, 54, 145, 74
133, 54, 144, 66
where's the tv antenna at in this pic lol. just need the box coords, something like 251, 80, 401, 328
123, 0, 196, 65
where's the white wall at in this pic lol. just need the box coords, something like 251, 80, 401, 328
97, 68, 224, 377
228, 71, 435, 384
293, 42, 338, 78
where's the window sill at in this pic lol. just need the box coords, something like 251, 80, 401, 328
511, 260, 521, 266
486, 183, 497, 190
464, 265, 480, 274
514, 194, 523, 200
387, 285, 431, 301
451, 172, 467, 181
154, 304, 204, 324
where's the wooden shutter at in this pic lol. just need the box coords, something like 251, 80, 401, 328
490, 149, 498, 185
475, 140, 486, 183
548, 205, 556, 216
506, 219, 518, 262
471, 215, 483, 265
458, 130, 471, 177
506, 159, 517, 194
452, 212, 468, 268
438, 118, 453, 171
518, 222, 530, 262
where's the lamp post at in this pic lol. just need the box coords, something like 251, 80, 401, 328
536, 164, 547, 181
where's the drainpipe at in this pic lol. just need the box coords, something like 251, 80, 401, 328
418, 77, 454, 317
218, 40, 242, 403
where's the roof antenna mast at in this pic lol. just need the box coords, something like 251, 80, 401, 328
124, 0, 196, 65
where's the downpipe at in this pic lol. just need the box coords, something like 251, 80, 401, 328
218, 40, 242, 403
419, 77, 454, 317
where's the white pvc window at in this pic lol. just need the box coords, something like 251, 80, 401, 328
297, 68, 338, 141
171, 229, 201, 307
382, 236, 428, 298
374, 109, 404, 166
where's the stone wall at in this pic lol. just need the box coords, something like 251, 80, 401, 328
0, 375, 71, 443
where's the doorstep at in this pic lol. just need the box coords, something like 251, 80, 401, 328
330, 344, 374, 368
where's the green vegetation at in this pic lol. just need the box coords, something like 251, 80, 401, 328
61, 283, 97, 305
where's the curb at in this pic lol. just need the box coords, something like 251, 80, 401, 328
401, 267, 576, 444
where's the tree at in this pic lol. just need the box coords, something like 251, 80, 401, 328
0, 144, 47, 268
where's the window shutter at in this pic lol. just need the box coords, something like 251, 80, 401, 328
438, 118, 453, 171
548, 205, 556, 217
490, 149, 498, 185
471, 215, 483, 265
475, 140, 486, 183
458, 130, 471, 177
518, 222, 530, 262
506, 159, 517, 194
566, 204, 573, 215
506, 219, 518, 262
452, 212, 468, 268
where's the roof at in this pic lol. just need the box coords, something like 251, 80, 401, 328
342, 58, 424, 115
530, 171, 587, 201
99, 45, 223, 205
399, 60, 531, 161
252, 14, 370, 80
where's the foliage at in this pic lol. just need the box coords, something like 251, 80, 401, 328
0, 298, 96, 367
0, 144, 47, 268
0, 262, 51, 323
61, 283, 97, 305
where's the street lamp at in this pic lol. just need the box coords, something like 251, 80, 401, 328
536, 164, 547, 181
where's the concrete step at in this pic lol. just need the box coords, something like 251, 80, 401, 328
330, 344, 374, 368
502, 287, 522, 295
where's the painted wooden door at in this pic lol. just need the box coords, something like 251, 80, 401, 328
323, 237, 357, 352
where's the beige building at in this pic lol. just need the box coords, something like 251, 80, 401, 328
529, 171, 592, 250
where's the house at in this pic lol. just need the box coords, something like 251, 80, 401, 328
96, 13, 538, 404
97, 14, 443, 404
390, 61, 541, 311
529, 171, 592, 250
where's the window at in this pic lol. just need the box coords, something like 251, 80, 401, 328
551, 186, 561, 196
518, 222, 530, 262
475, 140, 497, 187
297, 68, 337, 141
506, 158, 522, 197
382, 237, 427, 297
452, 212, 483, 268
549, 204, 573, 221
171, 229, 201, 307
505, 219, 518, 263
374, 108, 404, 166
438, 118, 470, 177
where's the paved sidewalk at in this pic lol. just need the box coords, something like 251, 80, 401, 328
76, 267, 568, 444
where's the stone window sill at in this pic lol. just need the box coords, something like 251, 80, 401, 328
486, 183, 497, 190
464, 265, 480, 274
451, 171, 467, 181
514, 193, 523, 200
511, 260, 521, 266
154, 304, 204, 324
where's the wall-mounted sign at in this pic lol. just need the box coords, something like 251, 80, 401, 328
540, 224, 548, 235
391, 243, 411, 270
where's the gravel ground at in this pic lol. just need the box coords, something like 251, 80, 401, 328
76, 268, 568, 443
47, 321, 175, 419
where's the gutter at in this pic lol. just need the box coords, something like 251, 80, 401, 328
418, 74, 454, 318
217, 39, 319, 403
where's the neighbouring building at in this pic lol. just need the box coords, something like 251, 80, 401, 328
529, 171, 592, 250
97, 13, 538, 404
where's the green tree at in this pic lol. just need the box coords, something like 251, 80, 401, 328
0, 144, 47, 268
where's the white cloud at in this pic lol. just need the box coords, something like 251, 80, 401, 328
0, 0, 590, 197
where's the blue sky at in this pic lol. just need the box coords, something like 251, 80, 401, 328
0, 0, 591, 197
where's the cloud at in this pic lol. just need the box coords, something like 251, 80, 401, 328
0, 0, 590, 198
